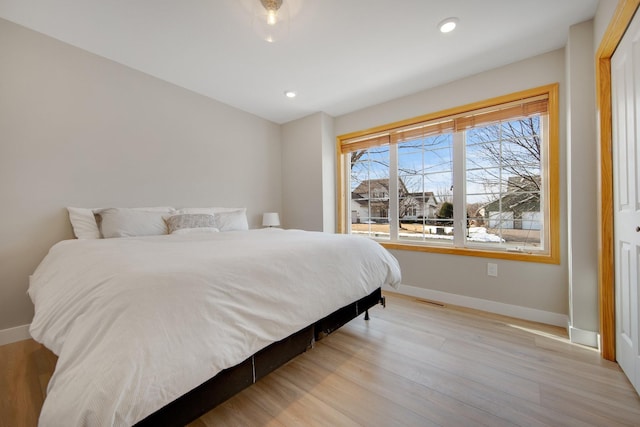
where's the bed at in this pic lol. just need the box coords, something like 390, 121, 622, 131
28, 225, 401, 426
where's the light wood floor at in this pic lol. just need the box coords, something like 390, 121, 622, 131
2, 292, 639, 427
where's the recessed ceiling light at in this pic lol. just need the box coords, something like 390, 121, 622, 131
438, 17, 458, 33
284, 90, 296, 98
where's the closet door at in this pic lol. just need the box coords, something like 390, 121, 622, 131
612, 8, 640, 395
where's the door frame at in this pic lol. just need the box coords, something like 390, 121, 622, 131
597, 0, 640, 361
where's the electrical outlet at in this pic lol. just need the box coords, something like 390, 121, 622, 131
487, 263, 498, 277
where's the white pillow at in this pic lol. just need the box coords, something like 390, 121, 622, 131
171, 227, 220, 235
67, 207, 101, 239
97, 208, 172, 238
165, 213, 217, 234
176, 207, 249, 232
67, 206, 174, 239
213, 210, 249, 232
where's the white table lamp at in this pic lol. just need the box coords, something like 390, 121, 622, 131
262, 212, 280, 228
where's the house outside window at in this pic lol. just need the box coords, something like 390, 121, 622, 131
337, 84, 559, 263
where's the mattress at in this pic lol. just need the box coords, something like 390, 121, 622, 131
28, 228, 401, 426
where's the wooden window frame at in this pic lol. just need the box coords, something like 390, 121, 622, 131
336, 84, 560, 264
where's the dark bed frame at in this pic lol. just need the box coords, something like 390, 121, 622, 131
134, 288, 386, 427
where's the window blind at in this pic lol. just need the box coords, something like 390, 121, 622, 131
339, 94, 548, 152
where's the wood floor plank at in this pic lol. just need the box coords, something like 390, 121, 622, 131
305, 337, 517, 427
274, 355, 438, 426
323, 325, 584, 427
345, 312, 544, 403
187, 388, 285, 427
251, 367, 362, 427
539, 382, 640, 427
0, 340, 49, 427
440, 335, 640, 412
2, 293, 640, 426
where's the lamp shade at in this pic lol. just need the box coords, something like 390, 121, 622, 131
262, 212, 280, 227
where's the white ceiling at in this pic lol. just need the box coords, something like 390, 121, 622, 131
0, 0, 599, 124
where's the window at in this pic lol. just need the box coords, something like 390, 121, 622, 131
338, 85, 559, 263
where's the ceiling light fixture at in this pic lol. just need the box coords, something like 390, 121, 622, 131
284, 90, 296, 98
254, 0, 289, 43
438, 17, 459, 33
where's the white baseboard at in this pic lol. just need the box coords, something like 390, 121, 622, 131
569, 326, 600, 349
383, 283, 569, 328
0, 324, 31, 346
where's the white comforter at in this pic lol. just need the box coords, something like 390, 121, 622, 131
28, 229, 401, 426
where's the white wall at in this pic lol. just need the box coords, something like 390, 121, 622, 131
320, 113, 336, 233
281, 112, 334, 231
333, 49, 570, 318
0, 18, 282, 331
566, 20, 599, 346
